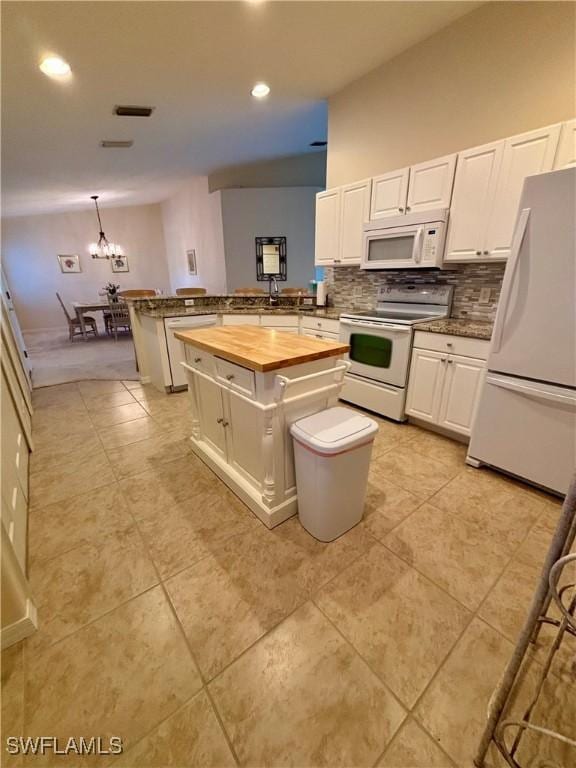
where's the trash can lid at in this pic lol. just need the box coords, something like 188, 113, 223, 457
290, 406, 378, 455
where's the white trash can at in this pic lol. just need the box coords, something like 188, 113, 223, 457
290, 406, 378, 542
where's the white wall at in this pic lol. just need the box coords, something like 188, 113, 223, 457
221, 187, 320, 292
1, 204, 170, 331
161, 177, 227, 294
327, 1, 575, 186
209, 151, 326, 192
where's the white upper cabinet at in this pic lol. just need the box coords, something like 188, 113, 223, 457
406, 153, 457, 214
339, 179, 371, 264
484, 123, 561, 259
554, 118, 576, 169
314, 188, 341, 265
370, 167, 409, 219
314, 181, 370, 266
444, 140, 504, 262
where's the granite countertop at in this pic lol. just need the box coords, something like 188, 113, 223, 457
175, 326, 349, 372
137, 305, 347, 320
415, 318, 493, 340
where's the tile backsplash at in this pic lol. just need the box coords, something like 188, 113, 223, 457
324, 263, 506, 322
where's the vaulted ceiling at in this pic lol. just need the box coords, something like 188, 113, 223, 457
2, 1, 478, 216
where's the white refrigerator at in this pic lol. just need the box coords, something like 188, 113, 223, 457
468, 168, 576, 495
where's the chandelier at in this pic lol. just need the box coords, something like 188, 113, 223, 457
89, 195, 121, 259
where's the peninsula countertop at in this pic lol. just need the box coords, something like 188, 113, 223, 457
136, 305, 348, 320
175, 325, 350, 372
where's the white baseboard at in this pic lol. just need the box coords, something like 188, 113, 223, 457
1, 599, 38, 650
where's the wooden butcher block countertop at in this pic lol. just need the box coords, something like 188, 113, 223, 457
175, 326, 350, 372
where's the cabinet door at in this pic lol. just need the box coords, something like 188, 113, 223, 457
406, 153, 457, 213
553, 118, 576, 169
370, 167, 409, 219
438, 354, 486, 436
315, 188, 341, 265
484, 124, 561, 259
222, 390, 263, 489
195, 375, 227, 460
339, 179, 371, 264
444, 141, 503, 263
405, 348, 446, 423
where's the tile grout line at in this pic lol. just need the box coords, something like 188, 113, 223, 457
115, 478, 242, 767
393, 497, 560, 759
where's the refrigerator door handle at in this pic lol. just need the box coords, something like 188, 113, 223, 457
491, 207, 531, 355
487, 374, 576, 407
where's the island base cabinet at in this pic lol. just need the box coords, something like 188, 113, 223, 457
184, 358, 342, 528
195, 374, 227, 460
406, 347, 486, 437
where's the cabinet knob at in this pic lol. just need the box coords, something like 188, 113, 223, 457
440, 357, 447, 362
483, 250, 489, 255
194, 357, 201, 363
226, 374, 235, 381
406, 206, 411, 212
398, 207, 404, 213
447, 342, 453, 347
216, 417, 224, 424
222, 420, 229, 428
475, 250, 482, 256
447, 359, 453, 364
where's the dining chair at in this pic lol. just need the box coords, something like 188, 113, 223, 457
107, 296, 132, 340
233, 287, 267, 295
56, 292, 98, 341
175, 288, 207, 296
118, 289, 157, 298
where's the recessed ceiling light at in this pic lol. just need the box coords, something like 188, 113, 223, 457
39, 56, 71, 78
251, 82, 270, 99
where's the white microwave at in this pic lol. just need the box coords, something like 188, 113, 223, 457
361, 208, 448, 270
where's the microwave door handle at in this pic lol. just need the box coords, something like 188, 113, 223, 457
413, 227, 424, 264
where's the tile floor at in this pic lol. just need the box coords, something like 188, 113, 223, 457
3, 380, 574, 767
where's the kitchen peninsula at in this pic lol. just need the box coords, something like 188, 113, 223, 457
176, 325, 350, 527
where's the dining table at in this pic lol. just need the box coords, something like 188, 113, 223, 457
72, 300, 110, 340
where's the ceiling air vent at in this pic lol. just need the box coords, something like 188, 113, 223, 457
100, 140, 134, 148
309, 140, 327, 147
114, 105, 154, 117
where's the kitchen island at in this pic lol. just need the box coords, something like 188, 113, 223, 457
176, 326, 350, 527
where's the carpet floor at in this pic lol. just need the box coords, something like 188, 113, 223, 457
25, 329, 138, 387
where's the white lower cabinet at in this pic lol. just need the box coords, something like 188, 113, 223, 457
195, 373, 227, 460
406, 333, 489, 437
405, 349, 446, 423
437, 355, 486, 435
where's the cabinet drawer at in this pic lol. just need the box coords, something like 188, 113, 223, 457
300, 316, 340, 335
216, 358, 256, 399
302, 331, 339, 342
222, 314, 260, 326
184, 346, 216, 377
260, 314, 298, 327
413, 331, 490, 360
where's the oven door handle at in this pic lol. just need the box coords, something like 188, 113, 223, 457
340, 319, 411, 332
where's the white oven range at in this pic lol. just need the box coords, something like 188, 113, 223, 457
339, 285, 453, 421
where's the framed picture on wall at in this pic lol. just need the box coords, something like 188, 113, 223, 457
111, 255, 129, 273
186, 249, 197, 275
57, 254, 81, 273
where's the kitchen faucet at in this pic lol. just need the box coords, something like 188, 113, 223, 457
269, 277, 279, 306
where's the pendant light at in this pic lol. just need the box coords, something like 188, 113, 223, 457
89, 195, 121, 259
